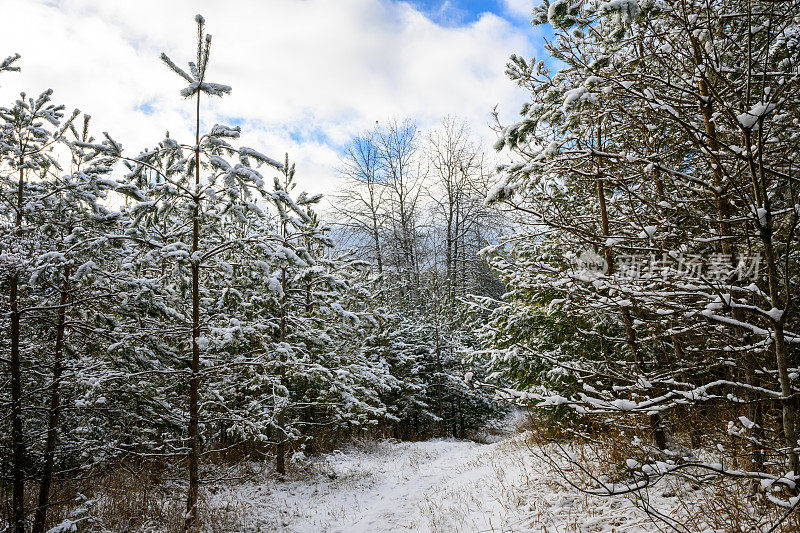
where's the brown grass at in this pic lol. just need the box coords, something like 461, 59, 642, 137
2, 459, 248, 532
521, 403, 800, 532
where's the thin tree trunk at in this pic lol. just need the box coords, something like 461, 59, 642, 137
753, 158, 797, 473
621, 308, 667, 450
595, 127, 665, 449
275, 180, 291, 476
32, 267, 70, 533
446, 197, 454, 308
10, 165, 26, 533
372, 213, 383, 276
458, 398, 464, 439
741, 104, 798, 472
433, 300, 445, 437
276, 264, 287, 476
692, 36, 771, 471
745, 357, 765, 472
10, 270, 25, 533
774, 326, 797, 473
185, 91, 202, 533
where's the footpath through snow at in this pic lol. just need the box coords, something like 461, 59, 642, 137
209, 430, 680, 532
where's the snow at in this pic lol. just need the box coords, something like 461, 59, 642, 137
738, 416, 756, 429
548, 0, 571, 24
766, 307, 784, 322
599, 0, 642, 19
485, 174, 519, 204
562, 87, 595, 111
611, 398, 638, 411
209, 438, 524, 532
637, 225, 657, 239
756, 207, 769, 226
240, 146, 284, 170
736, 102, 776, 128
203, 431, 688, 532
45, 519, 79, 533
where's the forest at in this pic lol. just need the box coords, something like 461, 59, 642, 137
2, 0, 800, 531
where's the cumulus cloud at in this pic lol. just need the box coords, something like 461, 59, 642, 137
502, 0, 535, 20
0, 0, 540, 197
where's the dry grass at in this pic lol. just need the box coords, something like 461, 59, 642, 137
519, 404, 800, 532
669, 476, 800, 532
2, 459, 252, 532
86, 463, 247, 532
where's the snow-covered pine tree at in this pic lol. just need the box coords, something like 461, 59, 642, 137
0, 87, 66, 533
110, 15, 283, 530
263, 155, 390, 471
482, 0, 800, 525
24, 112, 126, 533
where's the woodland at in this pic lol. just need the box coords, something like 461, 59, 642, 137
2, 1, 800, 531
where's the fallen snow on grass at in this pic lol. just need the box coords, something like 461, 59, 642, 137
205, 431, 691, 532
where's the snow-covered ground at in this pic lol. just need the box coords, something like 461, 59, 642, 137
207, 430, 682, 532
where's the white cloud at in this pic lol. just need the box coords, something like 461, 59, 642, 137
502, 0, 534, 20
0, 0, 540, 199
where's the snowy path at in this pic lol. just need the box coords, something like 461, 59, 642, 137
210, 433, 679, 532
324, 440, 487, 531
211, 436, 535, 532
321, 438, 529, 533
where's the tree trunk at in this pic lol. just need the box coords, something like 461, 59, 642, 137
746, 361, 765, 472
596, 127, 665, 449
276, 266, 287, 476
434, 311, 445, 437
10, 271, 25, 533
692, 37, 772, 471
32, 267, 70, 533
185, 92, 202, 533
622, 308, 667, 450
741, 111, 798, 472
10, 165, 26, 533
372, 214, 383, 277
458, 399, 465, 439
759, 198, 797, 472
774, 328, 798, 473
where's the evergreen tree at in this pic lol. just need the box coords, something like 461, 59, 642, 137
481, 0, 800, 524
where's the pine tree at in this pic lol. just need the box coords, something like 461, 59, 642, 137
28, 112, 122, 533
1, 87, 66, 533
118, 15, 282, 529
482, 0, 800, 523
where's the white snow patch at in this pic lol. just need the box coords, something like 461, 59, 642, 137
198, 431, 702, 532
737, 102, 776, 128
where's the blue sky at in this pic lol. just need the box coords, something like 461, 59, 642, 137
409, 0, 524, 25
